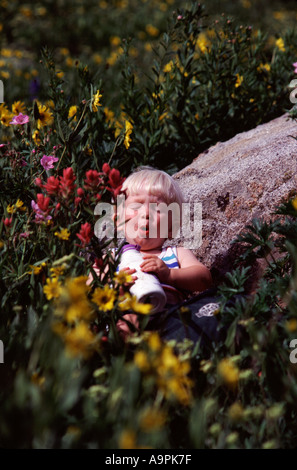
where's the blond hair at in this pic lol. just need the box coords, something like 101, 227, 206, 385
121, 166, 185, 208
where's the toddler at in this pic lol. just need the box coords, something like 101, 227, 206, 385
114, 166, 213, 338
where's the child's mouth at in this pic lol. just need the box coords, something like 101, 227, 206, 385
139, 225, 149, 237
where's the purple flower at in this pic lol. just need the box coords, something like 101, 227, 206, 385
40, 154, 59, 171
31, 200, 52, 223
10, 113, 30, 125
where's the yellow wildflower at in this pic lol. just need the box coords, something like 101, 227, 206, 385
57, 277, 93, 323
56, 70, 64, 79
156, 345, 193, 405
217, 358, 239, 390
104, 107, 115, 125
273, 11, 286, 21
6, 204, 15, 214
32, 130, 41, 145
285, 318, 297, 333
68, 105, 78, 121
19, 6, 32, 18
107, 51, 119, 66
1, 48, 13, 57
118, 293, 152, 314
134, 350, 150, 371
163, 60, 174, 73
15, 199, 26, 211
92, 90, 103, 112
12, 101, 26, 115
43, 277, 62, 300
275, 37, 285, 52
29, 264, 45, 275
146, 332, 162, 352
241, 0, 251, 8
31, 372, 46, 388
54, 228, 70, 240
1, 71, 10, 79
63, 322, 98, 359
92, 285, 116, 311
59, 47, 69, 56
197, 32, 211, 53
50, 265, 66, 278
36, 103, 54, 129
93, 53, 103, 65
235, 74, 243, 88
0, 110, 13, 126
130, 296, 152, 314
291, 197, 297, 211
159, 111, 168, 122
145, 24, 159, 37
110, 35, 121, 47
66, 57, 73, 67
228, 402, 244, 422
113, 270, 133, 285
84, 144, 92, 156
124, 120, 133, 149
45, 100, 55, 110
139, 407, 167, 432
257, 63, 271, 73
119, 430, 137, 449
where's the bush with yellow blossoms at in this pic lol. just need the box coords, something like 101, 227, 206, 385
1, 0, 297, 451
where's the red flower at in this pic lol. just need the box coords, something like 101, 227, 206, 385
108, 168, 123, 189
84, 170, 102, 191
77, 187, 84, 197
44, 176, 60, 195
3, 217, 12, 227
36, 193, 50, 212
75, 197, 82, 206
107, 168, 125, 200
102, 163, 111, 175
54, 202, 61, 216
35, 177, 43, 187
59, 167, 76, 198
76, 222, 93, 246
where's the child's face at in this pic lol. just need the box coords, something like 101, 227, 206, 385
118, 189, 172, 251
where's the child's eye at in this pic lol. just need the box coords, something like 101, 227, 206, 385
127, 203, 142, 211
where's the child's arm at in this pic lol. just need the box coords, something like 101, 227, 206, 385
140, 247, 212, 293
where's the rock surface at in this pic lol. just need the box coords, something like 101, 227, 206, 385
173, 113, 297, 289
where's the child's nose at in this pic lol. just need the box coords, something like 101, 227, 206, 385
139, 203, 150, 218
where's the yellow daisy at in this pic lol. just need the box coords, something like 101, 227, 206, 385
92, 90, 103, 112
92, 285, 116, 311
43, 277, 62, 300
54, 228, 71, 240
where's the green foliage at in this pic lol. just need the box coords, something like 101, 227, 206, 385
1, 0, 297, 450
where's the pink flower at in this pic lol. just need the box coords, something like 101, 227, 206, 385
40, 154, 59, 171
19, 232, 31, 239
293, 62, 297, 73
10, 113, 30, 125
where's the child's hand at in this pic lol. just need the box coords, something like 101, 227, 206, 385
140, 254, 170, 283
